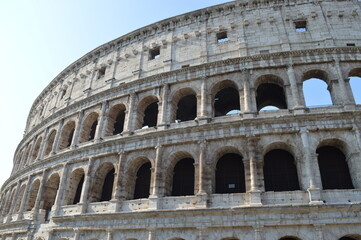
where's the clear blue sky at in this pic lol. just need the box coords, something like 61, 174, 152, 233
0, 0, 359, 188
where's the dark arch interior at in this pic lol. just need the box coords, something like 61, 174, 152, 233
113, 110, 125, 135
215, 153, 245, 194
89, 120, 98, 141
214, 87, 240, 117
279, 238, 300, 240
176, 95, 197, 122
317, 146, 354, 190
66, 128, 75, 148
100, 168, 115, 201
340, 237, 358, 240
256, 83, 287, 111
264, 149, 300, 192
73, 174, 84, 204
171, 158, 195, 196
134, 162, 151, 199
143, 102, 158, 128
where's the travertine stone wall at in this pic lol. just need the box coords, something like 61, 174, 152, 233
1, 0, 361, 240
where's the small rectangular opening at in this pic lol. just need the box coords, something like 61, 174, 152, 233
217, 31, 229, 43
97, 66, 106, 79
181, 64, 190, 68
347, 43, 356, 46
295, 21, 307, 32
149, 47, 160, 60
260, 50, 269, 54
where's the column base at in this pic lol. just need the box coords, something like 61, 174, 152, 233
157, 124, 169, 130
148, 196, 160, 210
307, 188, 324, 205
196, 193, 208, 208
121, 131, 133, 137
78, 203, 88, 214
292, 107, 306, 114
243, 112, 257, 118
195, 117, 211, 124
248, 190, 262, 206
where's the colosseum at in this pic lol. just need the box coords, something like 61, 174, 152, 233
1, 0, 361, 239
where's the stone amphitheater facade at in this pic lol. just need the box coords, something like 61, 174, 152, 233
1, 0, 361, 239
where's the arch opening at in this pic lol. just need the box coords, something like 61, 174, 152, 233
176, 95, 197, 122
26, 180, 40, 211
44, 130, 56, 156
256, 83, 287, 111
65, 169, 85, 205
263, 149, 300, 192
89, 163, 116, 203
59, 121, 76, 150
100, 168, 115, 202
317, 146, 354, 190
171, 158, 195, 196
142, 102, 158, 128
31, 137, 42, 162
134, 162, 151, 199
303, 78, 332, 107
214, 87, 240, 117
80, 113, 99, 143
215, 153, 246, 194
106, 104, 126, 136
350, 76, 361, 104
42, 173, 60, 211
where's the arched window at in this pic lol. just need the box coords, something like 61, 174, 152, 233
256, 82, 287, 111
134, 162, 151, 199
143, 102, 158, 128
302, 70, 332, 107
350, 76, 361, 104
279, 237, 302, 240
317, 146, 354, 190
176, 95, 197, 122
44, 130, 56, 156
215, 153, 246, 194
4, 189, 16, 215
106, 104, 126, 136
213, 81, 240, 117
80, 113, 99, 143
24, 144, 32, 165
89, 163, 115, 202
65, 169, 85, 205
42, 173, 60, 211
14, 184, 26, 213
171, 158, 195, 196
26, 179, 40, 211
31, 137, 43, 162
263, 149, 300, 192
59, 121, 76, 150
339, 235, 361, 240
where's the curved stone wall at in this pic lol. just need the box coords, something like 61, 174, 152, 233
1, 0, 361, 240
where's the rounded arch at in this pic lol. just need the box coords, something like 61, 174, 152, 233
316, 139, 354, 190
136, 95, 159, 129
279, 237, 303, 240
255, 74, 287, 111
59, 121, 76, 150
79, 112, 99, 143
24, 144, 33, 165
42, 173, 60, 211
302, 69, 329, 83
262, 141, 296, 157
263, 149, 300, 192
339, 234, 361, 240
44, 129, 56, 156
125, 156, 152, 200
14, 184, 26, 213
105, 103, 127, 136
211, 80, 240, 117
26, 179, 41, 211
89, 162, 116, 202
302, 69, 333, 107
31, 136, 43, 162
64, 168, 85, 205
349, 68, 361, 104
170, 87, 197, 123
221, 238, 240, 240
4, 188, 16, 215
214, 148, 245, 194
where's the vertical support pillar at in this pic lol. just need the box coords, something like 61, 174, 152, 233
199, 77, 210, 121
52, 119, 64, 154
196, 140, 208, 208
333, 58, 351, 105
197, 227, 208, 240
106, 229, 113, 240
113, 150, 127, 211
247, 137, 262, 206
300, 129, 323, 205
158, 84, 170, 129
253, 224, 264, 240
243, 76, 253, 114
7, 181, 22, 222
53, 163, 70, 216
149, 145, 162, 210
148, 229, 155, 240
26, 137, 37, 165
17, 175, 32, 220
287, 64, 303, 109
314, 224, 325, 240
74, 228, 80, 240
95, 101, 108, 143
71, 110, 85, 148
79, 157, 95, 213
33, 170, 48, 222
123, 93, 136, 135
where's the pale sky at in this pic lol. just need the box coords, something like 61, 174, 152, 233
0, 0, 360, 188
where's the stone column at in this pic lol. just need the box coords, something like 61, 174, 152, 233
333, 58, 351, 105
247, 137, 262, 206
300, 129, 323, 205
253, 224, 264, 240
106, 229, 113, 240
197, 227, 208, 240
314, 224, 325, 240
158, 84, 170, 129
17, 175, 32, 220
37, 127, 49, 160
287, 64, 303, 109
79, 157, 95, 213
52, 119, 64, 154
27, 137, 38, 165
95, 101, 108, 142
113, 150, 127, 211
243, 77, 252, 114
198, 140, 207, 195
73, 228, 80, 240
71, 110, 85, 148
199, 77, 209, 120
53, 163, 70, 216
148, 229, 155, 240
123, 93, 136, 135
151, 145, 163, 197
